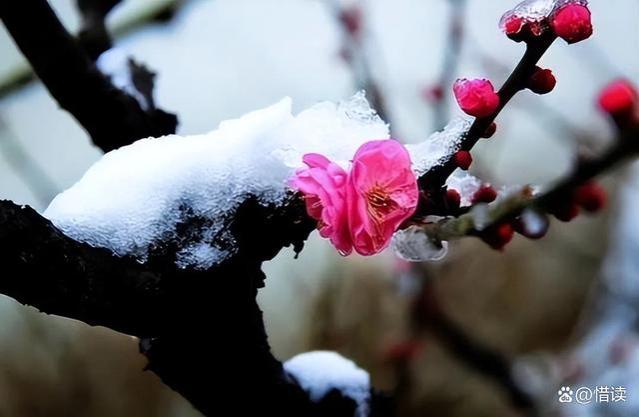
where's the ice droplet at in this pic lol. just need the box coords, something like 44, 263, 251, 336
391, 226, 449, 262
519, 209, 549, 238
470, 204, 491, 231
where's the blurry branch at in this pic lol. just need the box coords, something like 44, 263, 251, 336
413, 278, 537, 414
0, 0, 177, 152
423, 124, 639, 243
0, 0, 180, 99
76, 0, 122, 60
432, 0, 467, 130
333, 2, 390, 123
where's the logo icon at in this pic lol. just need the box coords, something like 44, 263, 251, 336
558, 386, 574, 403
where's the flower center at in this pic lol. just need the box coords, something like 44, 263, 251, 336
366, 185, 397, 222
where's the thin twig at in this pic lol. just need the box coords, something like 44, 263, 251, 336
422, 125, 639, 242
420, 32, 557, 191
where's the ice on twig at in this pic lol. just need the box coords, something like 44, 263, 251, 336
391, 226, 448, 262
284, 351, 371, 417
405, 117, 471, 176
44, 93, 388, 269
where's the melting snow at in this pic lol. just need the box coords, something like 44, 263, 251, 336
405, 117, 471, 176
391, 226, 448, 262
446, 169, 482, 207
284, 351, 371, 417
44, 93, 388, 269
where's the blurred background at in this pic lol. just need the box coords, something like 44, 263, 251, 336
1, 0, 638, 416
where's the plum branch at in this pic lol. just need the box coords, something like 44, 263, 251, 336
0, 0, 177, 152
421, 123, 639, 244
419, 31, 557, 192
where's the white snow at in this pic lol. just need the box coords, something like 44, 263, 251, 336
405, 117, 471, 176
446, 169, 482, 207
391, 226, 448, 262
43, 93, 388, 269
284, 351, 371, 417
97, 48, 148, 109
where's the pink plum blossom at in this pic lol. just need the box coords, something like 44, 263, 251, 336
290, 140, 419, 256
289, 153, 353, 255
347, 140, 419, 256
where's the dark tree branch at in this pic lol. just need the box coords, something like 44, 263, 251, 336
0, 196, 377, 416
76, 0, 121, 60
0, 0, 177, 152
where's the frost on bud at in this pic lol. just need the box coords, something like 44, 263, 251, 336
481, 223, 515, 250
527, 67, 556, 95
472, 185, 498, 204
453, 78, 500, 118
574, 181, 606, 213
598, 79, 637, 121
550, 3, 593, 44
503, 15, 525, 38
501, 0, 592, 43
453, 150, 473, 170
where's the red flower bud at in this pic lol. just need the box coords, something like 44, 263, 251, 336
454, 150, 473, 170
453, 78, 500, 118
340, 7, 362, 39
527, 67, 556, 95
472, 185, 497, 204
503, 15, 525, 37
481, 122, 497, 139
446, 188, 461, 210
551, 4, 593, 44
551, 202, 580, 222
598, 79, 637, 117
574, 181, 606, 213
482, 223, 514, 250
